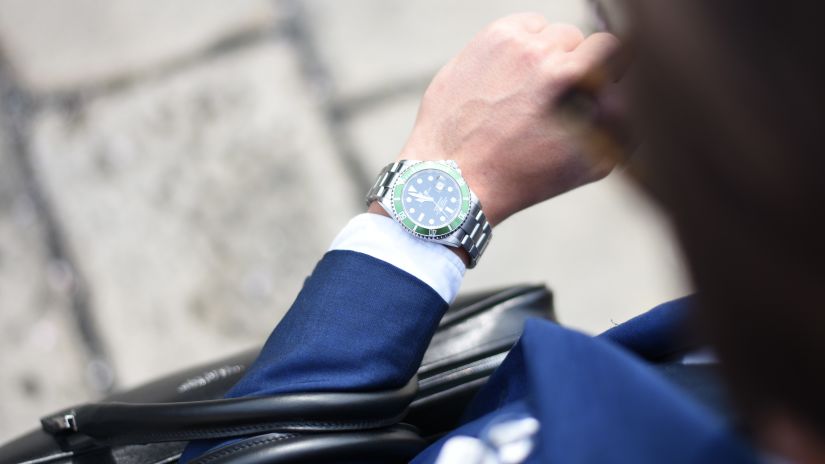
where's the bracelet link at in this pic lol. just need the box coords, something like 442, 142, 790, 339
365, 161, 408, 207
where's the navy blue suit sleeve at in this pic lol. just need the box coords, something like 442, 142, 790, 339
181, 250, 448, 462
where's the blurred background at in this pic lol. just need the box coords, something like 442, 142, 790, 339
0, 0, 690, 443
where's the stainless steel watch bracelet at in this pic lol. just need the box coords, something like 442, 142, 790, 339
453, 199, 492, 268
365, 160, 411, 207
365, 160, 491, 268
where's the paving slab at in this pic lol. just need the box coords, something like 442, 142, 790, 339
0, 125, 91, 443
29, 42, 360, 387
345, 94, 691, 334
0, 0, 279, 94
303, 0, 592, 100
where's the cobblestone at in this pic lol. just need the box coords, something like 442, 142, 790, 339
0, 125, 91, 443
29, 41, 359, 388
0, 0, 279, 93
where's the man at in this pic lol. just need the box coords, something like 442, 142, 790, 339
182, 3, 825, 462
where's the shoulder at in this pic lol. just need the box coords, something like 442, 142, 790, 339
518, 319, 757, 463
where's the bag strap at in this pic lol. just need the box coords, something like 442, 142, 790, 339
40, 376, 418, 452
188, 425, 426, 464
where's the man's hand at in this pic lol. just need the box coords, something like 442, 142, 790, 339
395, 13, 620, 226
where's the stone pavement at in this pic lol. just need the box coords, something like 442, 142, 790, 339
0, 0, 689, 443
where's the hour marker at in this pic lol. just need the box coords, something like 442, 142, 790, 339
450, 197, 457, 203
428, 176, 434, 181
428, 219, 435, 225
447, 187, 454, 192
440, 216, 446, 222
435, 182, 445, 191
445, 207, 454, 213
418, 213, 425, 222
409, 208, 416, 213
409, 185, 417, 192
417, 178, 423, 184
406, 197, 412, 203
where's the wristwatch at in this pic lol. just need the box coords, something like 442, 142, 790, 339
366, 160, 492, 268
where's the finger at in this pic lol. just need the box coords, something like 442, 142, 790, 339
537, 23, 585, 52
496, 12, 549, 33
571, 32, 621, 71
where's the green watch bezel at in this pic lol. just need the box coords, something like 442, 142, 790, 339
390, 161, 472, 239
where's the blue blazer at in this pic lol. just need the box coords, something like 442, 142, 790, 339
181, 250, 756, 463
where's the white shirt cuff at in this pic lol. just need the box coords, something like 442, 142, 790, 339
329, 213, 466, 303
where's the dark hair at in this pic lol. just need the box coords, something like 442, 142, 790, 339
627, 0, 825, 435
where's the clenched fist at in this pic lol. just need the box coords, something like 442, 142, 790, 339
394, 13, 620, 226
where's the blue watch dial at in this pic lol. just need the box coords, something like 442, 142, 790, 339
401, 168, 462, 229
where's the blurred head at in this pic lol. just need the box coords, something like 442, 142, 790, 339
573, 0, 825, 460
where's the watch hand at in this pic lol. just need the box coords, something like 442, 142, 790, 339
433, 200, 442, 211
409, 192, 434, 202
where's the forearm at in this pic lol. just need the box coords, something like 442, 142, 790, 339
226, 254, 448, 397
227, 214, 464, 396
180, 215, 465, 462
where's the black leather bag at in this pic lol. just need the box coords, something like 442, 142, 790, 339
0, 285, 554, 464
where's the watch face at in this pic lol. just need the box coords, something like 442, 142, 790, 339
392, 161, 472, 239
401, 169, 462, 228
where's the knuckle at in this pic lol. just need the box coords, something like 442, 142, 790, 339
557, 24, 585, 43
546, 59, 587, 83
521, 42, 548, 65
591, 31, 621, 51
486, 22, 520, 44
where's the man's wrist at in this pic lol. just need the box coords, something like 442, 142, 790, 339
367, 203, 473, 267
